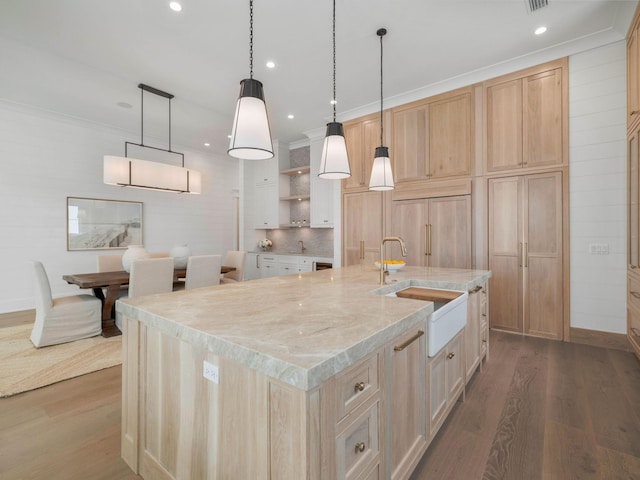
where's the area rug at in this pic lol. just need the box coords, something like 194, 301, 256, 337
0, 323, 121, 397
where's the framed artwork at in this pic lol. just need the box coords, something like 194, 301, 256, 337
67, 197, 143, 251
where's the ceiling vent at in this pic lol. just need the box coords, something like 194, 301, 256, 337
525, 0, 548, 13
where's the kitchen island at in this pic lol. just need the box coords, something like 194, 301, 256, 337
117, 265, 491, 480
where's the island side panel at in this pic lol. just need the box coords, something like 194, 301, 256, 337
121, 315, 140, 472
122, 317, 322, 480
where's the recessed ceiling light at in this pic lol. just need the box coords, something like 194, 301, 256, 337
169, 2, 182, 12
117, 102, 133, 109
330, 99, 337, 105
266, 61, 276, 69
535, 26, 547, 35
288, 114, 294, 119
204, 143, 210, 147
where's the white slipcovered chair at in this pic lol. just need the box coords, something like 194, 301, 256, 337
220, 250, 246, 284
29, 261, 102, 348
185, 255, 222, 290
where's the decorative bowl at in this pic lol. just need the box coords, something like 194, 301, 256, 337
374, 260, 406, 273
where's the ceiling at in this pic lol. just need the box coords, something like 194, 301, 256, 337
0, 0, 636, 156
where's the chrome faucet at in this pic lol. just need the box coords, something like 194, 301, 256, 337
298, 240, 306, 253
380, 236, 407, 285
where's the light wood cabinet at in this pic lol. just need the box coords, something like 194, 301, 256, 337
485, 62, 566, 173
629, 7, 640, 361
464, 282, 490, 383
488, 172, 564, 339
629, 20, 640, 132
343, 113, 385, 191
343, 191, 384, 266
389, 195, 471, 269
385, 325, 427, 480
392, 89, 472, 183
427, 330, 464, 439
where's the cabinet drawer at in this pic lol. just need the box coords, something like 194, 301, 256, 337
629, 305, 640, 352
480, 325, 488, 357
336, 353, 379, 421
336, 401, 379, 480
629, 274, 640, 312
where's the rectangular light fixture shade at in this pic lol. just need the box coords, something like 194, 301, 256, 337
104, 156, 201, 194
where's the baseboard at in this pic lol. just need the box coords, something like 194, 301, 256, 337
0, 309, 35, 328
569, 327, 633, 352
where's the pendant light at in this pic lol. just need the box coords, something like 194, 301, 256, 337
104, 84, 201, 194
369, 28, 394, 191
318, 0, 351, 179
228, 0, 274, 160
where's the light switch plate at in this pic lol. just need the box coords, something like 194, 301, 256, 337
589, 243, 609, 255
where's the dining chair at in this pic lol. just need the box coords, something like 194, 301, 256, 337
128, 257, 175, 298
185, 255, 222, 289
96, 253, 124, 272
29, 261, 102, 348
220, 250, 246, 284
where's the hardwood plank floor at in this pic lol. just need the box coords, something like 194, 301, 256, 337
1, 329, 639, 479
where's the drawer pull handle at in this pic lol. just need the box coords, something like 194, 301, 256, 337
394, 330, 425, 351
631, 291, 640, 299
447, 352, 455, 360
632, 327, 640, 336
469, 285, 482, 294
481, 313, 487, 317
632, 265, 638, 269
354, 382, 366, 392
355, 442, 366, 453
482, 339, 487, 343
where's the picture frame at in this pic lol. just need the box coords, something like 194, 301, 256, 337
67, 197, 143, 251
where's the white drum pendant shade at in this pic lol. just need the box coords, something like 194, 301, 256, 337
368, 147, 394, 191
319, 122, 351, 179
228, 78, 274, 160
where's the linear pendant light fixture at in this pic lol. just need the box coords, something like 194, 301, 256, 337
228, 0, 274, 160
104, 84, 201, 194
318, 0, 351, 180
369, 28, 394, 191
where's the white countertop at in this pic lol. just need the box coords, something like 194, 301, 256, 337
116, 265, 491, 391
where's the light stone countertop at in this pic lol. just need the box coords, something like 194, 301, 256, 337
116, 265, 491, 391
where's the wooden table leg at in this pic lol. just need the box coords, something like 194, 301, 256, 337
93, 285, 122, 338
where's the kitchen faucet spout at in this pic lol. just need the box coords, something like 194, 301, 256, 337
379, 236, 407, 285
298, 240, 306, 253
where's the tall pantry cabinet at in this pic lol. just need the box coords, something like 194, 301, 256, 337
484, 59, 568, 340
627, 5, 640, 361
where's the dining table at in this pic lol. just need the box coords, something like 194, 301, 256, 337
63, 266, 236, 337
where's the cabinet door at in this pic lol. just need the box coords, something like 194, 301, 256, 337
630, 130, 640, 269
427, 348, 447, 437
260, 257, 278, 278
343, 191, 384, 266
344, 121, 364, 190
389, 199, 428, 266
244, 253, 260, 280
428, 195, 472, 269
488, 176, 523, 333
465, 288, 481, 382
445, 331, 464, 403
429, 93, 471, 178
486, 79, 523, 172
387, 326, 427, 480
523, 172, 563, 339
254, 183, 278, 229
628, 27, 640, 125
522, 68, 563, 169
392, 104, 428, 183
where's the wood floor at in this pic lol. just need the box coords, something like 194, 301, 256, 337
1, 328, 639, 479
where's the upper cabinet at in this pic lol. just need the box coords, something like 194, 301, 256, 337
629, 19, 640, 132
484, 59, 567, 173
392, 88, 473, 184
343, 112, 390, 192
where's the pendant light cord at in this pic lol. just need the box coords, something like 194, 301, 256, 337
249, 0, 254, 79
379, 31, 384, 147
332, 0, 337, 122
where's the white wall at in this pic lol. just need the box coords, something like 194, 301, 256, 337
569, 41, 627, 333
0, 101, 239, 313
